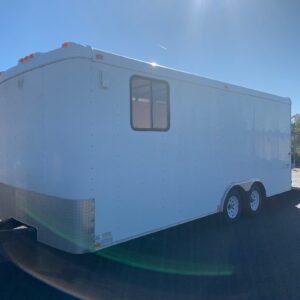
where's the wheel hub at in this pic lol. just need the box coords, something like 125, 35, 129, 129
250, 190, 260, 211
227, 196, 239, 219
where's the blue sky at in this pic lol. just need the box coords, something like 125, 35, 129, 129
1, 0, 299, 112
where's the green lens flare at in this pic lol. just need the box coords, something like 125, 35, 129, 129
21, 207, 233, 276
21, 206, 87, 248
97, 246, 234, 276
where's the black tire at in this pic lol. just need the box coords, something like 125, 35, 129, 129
247, 183, 264, 215
223, 188, 242, 222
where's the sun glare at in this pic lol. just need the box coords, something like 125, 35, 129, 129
150, 62, 159, 67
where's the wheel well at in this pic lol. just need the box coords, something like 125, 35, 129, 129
233, 185, 247, 198
220, 185, 247, 212
220, 181, 267, 212
251, 181, 266, 198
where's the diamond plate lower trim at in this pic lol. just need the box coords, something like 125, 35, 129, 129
0, 182, 95, 254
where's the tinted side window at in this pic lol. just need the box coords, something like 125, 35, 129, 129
152, 81, 169, 129
131, 76, 169, 131
131, 78, 151, 129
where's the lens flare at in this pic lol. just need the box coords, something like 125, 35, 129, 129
97, 246, 234, 276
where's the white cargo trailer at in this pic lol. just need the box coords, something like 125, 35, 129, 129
0, 42, 291, 254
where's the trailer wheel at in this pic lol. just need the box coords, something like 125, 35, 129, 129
223, 189, 242, 222
247, 183, 264, 214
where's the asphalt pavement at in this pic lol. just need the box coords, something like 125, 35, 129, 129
1, 186, 300, 300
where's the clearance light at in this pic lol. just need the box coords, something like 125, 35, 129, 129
61, 42, 69, 48
96, 53, 104, 60
19, 53, 34, 63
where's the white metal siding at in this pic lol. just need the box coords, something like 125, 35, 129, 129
0, 46, 291, 252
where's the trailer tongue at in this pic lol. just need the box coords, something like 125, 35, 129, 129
0, 218, 36, 264
0, 218, 36, 243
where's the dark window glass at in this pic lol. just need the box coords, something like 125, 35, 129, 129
131, 76, 169, 131
152, 81, 168, 129
131, 78, 151, 129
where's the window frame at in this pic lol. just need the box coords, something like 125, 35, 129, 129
130, 75, 170, 132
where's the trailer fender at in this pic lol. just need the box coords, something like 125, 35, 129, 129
218, 179, 266, 212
